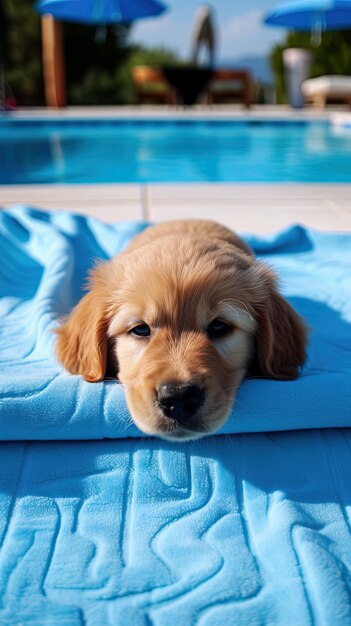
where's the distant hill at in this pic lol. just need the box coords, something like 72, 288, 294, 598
219, 55, 274, 85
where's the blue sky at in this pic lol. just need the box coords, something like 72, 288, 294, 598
130, 1, 287, 61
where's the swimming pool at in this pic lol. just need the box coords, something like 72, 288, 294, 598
1, 118, 351, 184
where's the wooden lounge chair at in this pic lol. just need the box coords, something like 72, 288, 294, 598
302, 76, 351, 109
206, 69, 252, 108
132, 65, 175, 105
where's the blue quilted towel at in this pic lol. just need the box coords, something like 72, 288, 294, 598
1, 205, 350, 440
1, 430, 351, 625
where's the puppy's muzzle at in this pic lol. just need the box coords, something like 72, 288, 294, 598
157, 382, 204, 422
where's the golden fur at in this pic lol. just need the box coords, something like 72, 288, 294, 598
56, 219, 307, 441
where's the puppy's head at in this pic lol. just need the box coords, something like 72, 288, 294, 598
56, 235, 306, 441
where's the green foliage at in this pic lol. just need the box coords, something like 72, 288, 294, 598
271, 30, 351, 103
1, 0, 182, 105
3, 0, 44, 105
63, 21, 131, 104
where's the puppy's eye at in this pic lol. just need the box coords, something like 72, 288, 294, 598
129, 324, 150, 337
207, 319, 232, 340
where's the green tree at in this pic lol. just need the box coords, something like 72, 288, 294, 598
63, 21, 132, 104
271, 30, 351, 103
3, 0, 44, 105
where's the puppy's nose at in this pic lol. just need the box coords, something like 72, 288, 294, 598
157, 383, 204, 422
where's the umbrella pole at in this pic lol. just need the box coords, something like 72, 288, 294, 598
41, 14, 66, 107
311, 19, 322, 46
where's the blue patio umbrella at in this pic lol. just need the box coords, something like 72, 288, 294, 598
35, 0, 168, 24
264, 0, 351, 43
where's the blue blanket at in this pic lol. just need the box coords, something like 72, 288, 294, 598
0, 206, 350, 439
1, 432, 351, 625
1, 206, 351, 625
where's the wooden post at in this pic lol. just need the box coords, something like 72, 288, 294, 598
41, 14, 66, 107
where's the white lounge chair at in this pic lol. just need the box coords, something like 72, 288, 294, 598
302, 75, 351, 109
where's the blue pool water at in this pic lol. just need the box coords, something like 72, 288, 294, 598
1, 118, 351, 184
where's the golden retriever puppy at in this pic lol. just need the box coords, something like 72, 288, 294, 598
56, 219, 307, 441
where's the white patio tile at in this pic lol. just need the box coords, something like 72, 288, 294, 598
149, 204, 351, 234
1, 183, 351, 232
330, 197, 351, 213
148, 184, 351, 233
0, 184, 144, 222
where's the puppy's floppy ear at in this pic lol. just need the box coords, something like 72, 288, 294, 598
252, 277, 307, 381
55, 284, 108, 383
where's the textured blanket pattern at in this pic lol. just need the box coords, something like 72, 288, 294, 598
1, 206, 351, 439
1, 430, 351, 625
